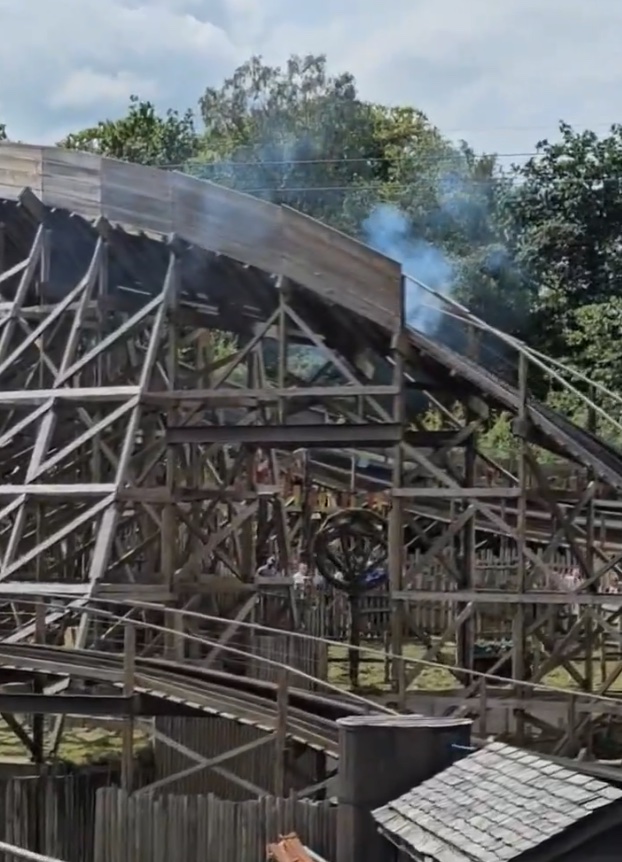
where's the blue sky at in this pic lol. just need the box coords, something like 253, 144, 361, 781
0, 0, 619, 160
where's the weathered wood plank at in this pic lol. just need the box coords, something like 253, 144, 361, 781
172, 172, 283, 273
0, 144, 43, 199
0, 144, 404, 335
101, 158, 173, 235
283, 206, 402, 332
41, 148, 102, 218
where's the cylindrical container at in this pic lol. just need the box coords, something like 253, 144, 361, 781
336, 715, 472, 862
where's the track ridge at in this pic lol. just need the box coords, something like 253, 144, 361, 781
0, 644, 372, 756
408, 328, 622, 488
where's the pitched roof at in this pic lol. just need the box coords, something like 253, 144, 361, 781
372, 741, 622, 862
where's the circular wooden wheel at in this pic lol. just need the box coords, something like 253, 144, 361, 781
312, 507, 388, 593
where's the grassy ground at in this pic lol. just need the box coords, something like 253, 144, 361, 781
327, 640, 622, 695
0, 722, 148, 764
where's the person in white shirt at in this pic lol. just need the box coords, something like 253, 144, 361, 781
292, 562, 309, 594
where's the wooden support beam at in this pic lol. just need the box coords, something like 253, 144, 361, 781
166, 422, 403, 448
274, 669, 288, 796
392, 487, 522, 499
121, 622, 135, 793
144, 384, 400, 403
394, 590, 622, 606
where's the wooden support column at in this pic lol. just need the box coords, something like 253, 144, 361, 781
348, 453, 361, 689
276, 276, 288, 426
389, 285, 407, 705
274, 669, 288, 796
121, 622, 136, 793
240, 345, 257, 582
161, 269, 178, 594
585, 389, 596, 752
513, 352, 528, 744
172, 610, 185, 661
585, 391, 597, 670
457, 322, 479, 681
457, 407, 476, 677
32, 600, 45, 763
164, 609, 185, 660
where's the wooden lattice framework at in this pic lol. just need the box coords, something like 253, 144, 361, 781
0, 144, 621, 760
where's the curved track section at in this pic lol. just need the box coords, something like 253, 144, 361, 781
0, 644, 372, 757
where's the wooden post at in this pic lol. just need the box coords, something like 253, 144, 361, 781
348, 594, 361, 690
458, 402, 477, 682
479, 678, 488, 738
585, 387, 596, 758
32, 600, 46, 764
348, 453, 360, 690
389, 306, 407, 706
513, 352, 528, 744
122, 622, 136, 793
172, 611, 184, 661
567, 695, 577, 754
458, 323, 478, 683
274, 669, 288, 796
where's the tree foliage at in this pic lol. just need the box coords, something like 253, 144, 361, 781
502, 122, 622, 355
193, 54, 436, 228
51, 55, 622, 436
60, 95, 200, 167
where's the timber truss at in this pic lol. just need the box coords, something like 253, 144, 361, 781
0, 176, 621, 765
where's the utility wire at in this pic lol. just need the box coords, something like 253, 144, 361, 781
176, 151, 539, 167
164, 152, 540, 170
171, 178, 622, 194
441, 120, 620, 134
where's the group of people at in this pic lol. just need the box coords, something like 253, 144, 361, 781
555, 566, 620, 594
256, 557, 622, 596
255, 557, 328, 594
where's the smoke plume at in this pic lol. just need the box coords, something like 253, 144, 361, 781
362, 204, 453, 335
193, 120, 518, 370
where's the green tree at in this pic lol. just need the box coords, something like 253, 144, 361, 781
403, 144, 531, 334
358, 131, 531, 339
501, 122, 622, 355
193, 54, 459, 231
60, 95, 200, 167
556, 298, 622, 405
0, 124, 6, 142
338, 104, 462, 233
194, 54, 379, 224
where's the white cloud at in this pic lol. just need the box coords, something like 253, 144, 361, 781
49, 70, 158, 111
0, 0, 621, 155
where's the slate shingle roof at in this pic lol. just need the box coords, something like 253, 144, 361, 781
372, 741, 622, 862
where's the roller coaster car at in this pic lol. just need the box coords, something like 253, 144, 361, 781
312, 508, 388, 594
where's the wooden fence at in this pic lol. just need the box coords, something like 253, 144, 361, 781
154, 716, 320, 800
93, 789, 337, 862
153, 716, 312, 800
0, 773, 337, 862
275, 548, 611, 642
0, 771, 120, 862
251, 634, 328, 690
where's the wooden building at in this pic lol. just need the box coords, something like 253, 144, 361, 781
373, 741, 622, 862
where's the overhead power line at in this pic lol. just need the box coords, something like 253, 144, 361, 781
165, 151, 540, 170
441, 120, 620, 134
176, 177, 622, 194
